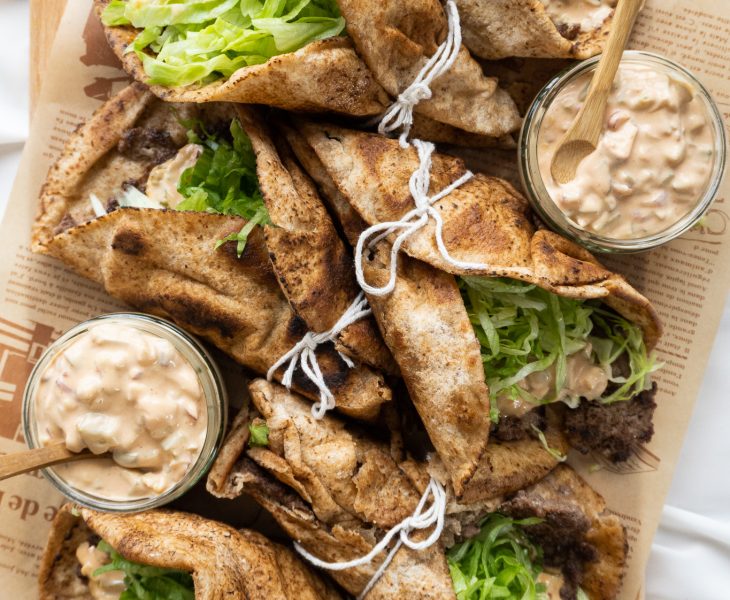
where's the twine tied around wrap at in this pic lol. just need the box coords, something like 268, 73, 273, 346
266, 292, 371, 419
354, 138, 483, 296
294, 478, 447, 600
378, 0, 463, 148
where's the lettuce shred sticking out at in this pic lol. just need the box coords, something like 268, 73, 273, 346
447, 514, 546, 600
101, 0, 346, 87
459, 277, 659, 408
176, 118, 271, 256
94, 540, 194, 600
530, 424, 567, 463
247, 419, 270, 447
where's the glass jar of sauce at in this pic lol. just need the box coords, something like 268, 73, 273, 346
22, 313, 228, 513
519, 51, 726, 253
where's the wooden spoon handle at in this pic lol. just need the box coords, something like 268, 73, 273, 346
0, 443, 93, 481
572, 0, 645, 143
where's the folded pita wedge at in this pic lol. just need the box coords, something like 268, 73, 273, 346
209, 382, 625, 599
224, 458, 457, 600
39, 504, 341, 600
32, 86, 391, 420
456, 0, 616, 60
235, 107, 397, 374
336, 0, 521, 137
291, 121, 662, 483
93, 0, 389, 116
211, 378, 564, 507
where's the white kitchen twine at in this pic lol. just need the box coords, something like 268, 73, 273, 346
266, 292, 371, 419
354, 139, 485, 296
295, 478, 446, 600
378, 0, 463, 148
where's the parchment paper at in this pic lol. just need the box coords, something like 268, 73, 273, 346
0, 2, 728, 598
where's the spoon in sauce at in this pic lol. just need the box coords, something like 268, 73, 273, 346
0, 443, 100, 482
550, 0, 644, 184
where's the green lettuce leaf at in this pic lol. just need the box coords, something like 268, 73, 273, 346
248, 419, 270, 447
459, 277, 660, 409
447, 514, 547, 600
176, 118, 271, 256
94, 540, 194, 600
101, 0, 346, 87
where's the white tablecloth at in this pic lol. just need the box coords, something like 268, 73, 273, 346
2, 1, 729, 597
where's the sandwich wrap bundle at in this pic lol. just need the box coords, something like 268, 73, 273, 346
31, 84, 392, 421
39, 504, 342, 599
207, 378, 624, 599
93, 0, 522, 142
0, 1, 729, 598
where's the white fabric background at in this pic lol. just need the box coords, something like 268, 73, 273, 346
1, 1, 728, 597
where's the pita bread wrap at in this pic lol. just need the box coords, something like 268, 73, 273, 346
336, 0, 521, 137
39, 504, 341, 600
209, 379, 456, 599
289, 121, 661, 492
293, 122, 662, 346
456, 0, 616, 60
31, 86, 391, 421
235, 108, 396, 374
209, 381, 624, 599
92, 0, 389, 117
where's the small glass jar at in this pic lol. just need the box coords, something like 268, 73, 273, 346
519, 51, 727, 253
22, 313, 227, 513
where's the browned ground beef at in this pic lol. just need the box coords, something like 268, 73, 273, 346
117, 127, 179, 164
563, 383, 657, 462
492, 409, 545, 442
500, 492, 597, 600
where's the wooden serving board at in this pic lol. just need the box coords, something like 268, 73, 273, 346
30, 0, 69, 113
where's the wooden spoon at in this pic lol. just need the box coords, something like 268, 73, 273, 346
550, 0, 644, 184
0, 443, 99, 481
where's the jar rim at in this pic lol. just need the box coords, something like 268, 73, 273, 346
22, 312, 228, 513
518, 50, 727, 253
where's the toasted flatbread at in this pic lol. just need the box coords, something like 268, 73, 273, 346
293, 122, 662, 347
236, 107, 396, 374
456, 0, 614, 60
209, 386, 624, 599
500, 465, 627, 599
92, 0, 388, 117
337, 0, 521, 137
289, 121, 661, 492
32, 87, 391, 421
39, 504, 341, 600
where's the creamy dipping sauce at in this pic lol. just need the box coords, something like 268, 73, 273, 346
540, 0, 615, 34
76, 541, 126, 600
145, 143, 203, 208
497, 344, 608, 416
538, 63, 715, 239
537, 572, 565, 599
34, 323, 207, 501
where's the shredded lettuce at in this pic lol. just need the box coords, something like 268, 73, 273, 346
94, 540, 194, 600
101, 0, 346, 87
176, 118, 271, 256
447, 514, 547, 600
531, 424, 567, 463
248, 419, 270, 446
459, 277, 659, 409
89, 193, 108, 217
119, 185, 164, 209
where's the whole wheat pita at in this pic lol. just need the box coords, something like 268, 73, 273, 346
456, 0, 614, 60
39, 504, 342, 600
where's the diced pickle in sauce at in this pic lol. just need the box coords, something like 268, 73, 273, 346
538, 63, 715, 239
35, 323, 207, 501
